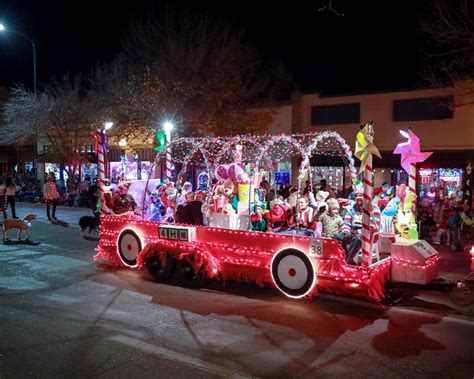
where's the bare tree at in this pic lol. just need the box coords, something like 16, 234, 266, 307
39, 74, 96, 191
420, 0, 474, 108
0, 85, 37, 147
318, 0, 344, 16
95, 11, 288, 138
1, 76, 96, 191
88, 57, 162, 148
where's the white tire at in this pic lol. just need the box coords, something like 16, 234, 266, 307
271, 249, 316, 298
117, 229, 142, 267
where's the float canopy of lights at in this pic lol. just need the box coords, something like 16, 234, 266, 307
153, 131, 357, 182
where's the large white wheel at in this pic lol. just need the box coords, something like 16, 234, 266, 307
271, 249, 316, 298
117, 229, 142, 267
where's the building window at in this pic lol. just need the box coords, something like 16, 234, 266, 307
311, 103, 360, 125
393, 96, 454, 122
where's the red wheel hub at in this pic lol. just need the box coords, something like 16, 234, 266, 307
288, 268, 296, 277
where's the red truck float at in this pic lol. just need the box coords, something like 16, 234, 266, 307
94, 130, 440, 303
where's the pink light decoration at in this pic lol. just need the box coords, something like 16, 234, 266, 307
394, 130, 433, 194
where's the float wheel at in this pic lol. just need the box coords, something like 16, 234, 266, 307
271, 249, 316, 298
175, 255, 207, 289
145, 253, 175, 283
117, 229, 142, 267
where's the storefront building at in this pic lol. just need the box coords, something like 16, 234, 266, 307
288, 83, 474, 202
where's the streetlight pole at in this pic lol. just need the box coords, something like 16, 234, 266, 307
0, 24, 38, 177
163, 121, 174, 182
0, 24, 37, 96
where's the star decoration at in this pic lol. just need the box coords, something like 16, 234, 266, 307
393, 130, 432, 174
354, 123, 381, 173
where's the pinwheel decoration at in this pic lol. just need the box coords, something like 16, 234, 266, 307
354, 123, 381, 173
393, 130, 432, 174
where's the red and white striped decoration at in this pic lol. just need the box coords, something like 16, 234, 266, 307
165, 135, 173, 181
94, 131, 110, 215
409, 162, 416, 196
361, 156, 373, 267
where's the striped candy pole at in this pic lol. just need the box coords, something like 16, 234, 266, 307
409, 162, 416, 197
165, 133, 173, 181
94, 131, 110, 215
361, 155, 373, 267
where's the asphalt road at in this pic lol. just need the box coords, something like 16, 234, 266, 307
1, 204, 473, 378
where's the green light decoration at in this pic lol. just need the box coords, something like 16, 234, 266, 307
154, 130, 166, 152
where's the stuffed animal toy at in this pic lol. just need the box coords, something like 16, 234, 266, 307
395, 207, 418, 239
222, 178, 239, 211
212, 182, 228, 213
149, 190, 166, 221
404, 190, 417, 212
222, 203, 236, 215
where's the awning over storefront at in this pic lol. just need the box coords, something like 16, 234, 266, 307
374, 150, 474, 169
310, 150, 473, 170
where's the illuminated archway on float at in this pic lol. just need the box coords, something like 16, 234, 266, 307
147, 131, 356, 201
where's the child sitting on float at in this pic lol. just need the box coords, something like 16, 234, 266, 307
250, 202, 269, 232
267, 196, 292, 232
179, 181, 193, 205
278, 196, 321, 237
315, 198, 343, 238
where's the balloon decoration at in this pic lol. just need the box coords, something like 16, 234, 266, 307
215, 164, 230, 182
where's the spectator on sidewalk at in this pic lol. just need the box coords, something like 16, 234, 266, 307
43, 176, 60, 221
1, 177, 19, 219
433, 180, 449, 224
451, 204, 474, 252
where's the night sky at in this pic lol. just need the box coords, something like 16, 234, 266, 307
0, 0, 434, 94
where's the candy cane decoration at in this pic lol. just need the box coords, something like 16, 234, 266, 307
355, 123, 381, 267
94, 130, 111, 215
409, 162, 416, 196
164, 133, 173, 181
361, 156, 373, 266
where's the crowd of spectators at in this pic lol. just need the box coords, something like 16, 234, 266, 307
0, 172, 99, 210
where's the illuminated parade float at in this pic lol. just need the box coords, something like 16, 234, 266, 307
94, 124, 443, 302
